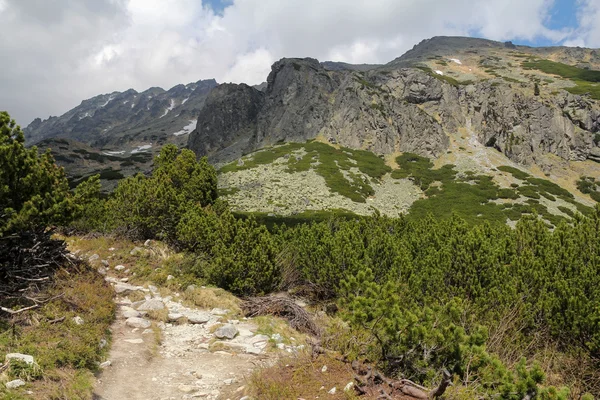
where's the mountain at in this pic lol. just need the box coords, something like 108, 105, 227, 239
187, 36, 600, 223
26, 79, 217, 148
188, 37, 600, 169
26, 36, 600, 216
25, 79, 217, 190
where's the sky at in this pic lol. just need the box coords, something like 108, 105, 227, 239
0, 0, 599, 126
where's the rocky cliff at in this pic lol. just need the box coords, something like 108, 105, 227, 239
188, 46, 600, 167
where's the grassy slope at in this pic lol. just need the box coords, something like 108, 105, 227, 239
221, 141, 391, 203
219, 142, 594, 228
0, 265, 115, 400
522, 59, 600, 100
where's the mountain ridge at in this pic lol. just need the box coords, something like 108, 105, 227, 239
23, 36, 600, 205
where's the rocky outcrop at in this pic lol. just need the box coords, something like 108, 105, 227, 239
187, 83, 264, 162
189, 55, 600, 167
189, 58, 450, 162
463, 83, 599, 164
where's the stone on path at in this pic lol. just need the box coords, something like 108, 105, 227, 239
168, 313, 184, 322
114, 282, 140, 294
186, 312, 211, 324
136, 299, 165, 311
125, 317, 151, 329
214, 324, 238, 340
124, 338, 144, 344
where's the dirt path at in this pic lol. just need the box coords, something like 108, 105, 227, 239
93, 277, 274, 400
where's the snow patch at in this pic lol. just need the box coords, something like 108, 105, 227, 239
181, 97, 189, 105
131, 103, 135, 108
123, 100, 129, 105
434, 70, 444, 76
103, 151, 125, 156
173, 120, 196, 136
78, 111, 92, 120
160, 99, 176, 118
131, 144, 152, 154
100, 95, 115, 107
450, 58, 462, 65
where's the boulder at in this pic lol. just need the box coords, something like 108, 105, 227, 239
125, 317, 151, 329
5, 379, 26, 389
5, 353, 34, 365
186, 312, 211, 324
214, 324, 239, 340
136, 299, 165, 311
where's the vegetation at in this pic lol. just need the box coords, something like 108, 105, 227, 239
577, 176, 600, 202
1, 111, 114, 398
3, 108, 600, 398
522, 59, 600, 100
221, 141, 391, 202
389, 154, 583, 226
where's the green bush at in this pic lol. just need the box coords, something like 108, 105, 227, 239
0, 111, 72, 235
338, 267, 547, 397
108, 144, 217, 240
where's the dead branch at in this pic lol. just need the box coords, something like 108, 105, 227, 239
349, 359, 450, 400
429, 369, 452, 399
48, 316, 66, 324
0, 304, 40, 315
242, 295, 321, 336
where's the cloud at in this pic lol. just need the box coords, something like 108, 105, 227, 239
0, 0, 586, 125
568, 0, 600, 47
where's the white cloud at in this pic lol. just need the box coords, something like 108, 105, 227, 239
0, 0, 587, 125
568, 0, 600, 47
223, 48, 274, 84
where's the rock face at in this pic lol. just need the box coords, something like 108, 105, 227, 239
464, 83, 599, 164
188, 54, 600, 167
189, 58, 450, 163
187, 83, 265, 163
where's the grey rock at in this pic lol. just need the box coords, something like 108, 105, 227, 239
271, 333, 283, 343
125, 317, 152, 329
122, 308, 142, 318
136, 299, 165, 311
210, 308, 228, 316
588, 147, 600, 163
99, 360, 111, 368
101, 259, 109, 267
5, 353, 34, 365
113, 283, 140, 294
129, 247, 144, 256
245, 347, 263, 355
72, 316, 84, 325
168, 313, 184, 322
114, 265, 126, 271
5, 379, 26, 389
188, 55, 600, 169
186, 312, 211, 324
214, 324, 239, 339
88, 254, 99, 262
97, 266, 107, 275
